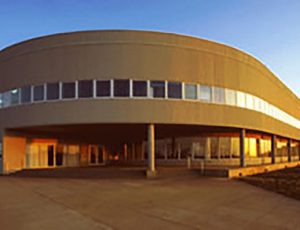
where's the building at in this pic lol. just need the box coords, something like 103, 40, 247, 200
0, 30, 300, 175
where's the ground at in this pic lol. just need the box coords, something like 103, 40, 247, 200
241, 166, 300, 201
0, 169, 300, 229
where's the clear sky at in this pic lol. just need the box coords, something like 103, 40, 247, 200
1, 0, 300, 96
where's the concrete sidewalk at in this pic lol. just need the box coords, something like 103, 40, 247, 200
0, 176, 300, 229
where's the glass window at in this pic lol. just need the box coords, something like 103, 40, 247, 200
114, 79, 129, 97
212, 87, 225, 104
0, 93, 2, 108
96, 80, 110, 97
47, 82, 60, 100
33, 85, 44, 102
1, 91, 11, 107
133, 80, 147, 97
185, 84, 197, 99
150, 81, 165, 98
10, 89, 20, 105
199, 85, 212, 102
237, 91, 246, 108
225, 89, 236, 106
78, 80, 93, 98
21, 86, 31, 104
168, 82, 182, 99
246, 94, 254, 110
62, 82, 76, 99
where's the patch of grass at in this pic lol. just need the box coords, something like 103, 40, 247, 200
240, 166, 300, 201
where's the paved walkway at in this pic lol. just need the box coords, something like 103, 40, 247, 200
0, 175, 300, 229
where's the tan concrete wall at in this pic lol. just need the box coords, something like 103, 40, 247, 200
3, 136, 26, 173
0, 30, 300, 139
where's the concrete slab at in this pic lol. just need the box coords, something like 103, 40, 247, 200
0, 175, 300, 229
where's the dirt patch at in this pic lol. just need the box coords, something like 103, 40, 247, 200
240, 166, 300, 201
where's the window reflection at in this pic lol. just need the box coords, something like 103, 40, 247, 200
168, 82, 182, 99
185, 84, 197, 99
21, 86, 31, 104
199, 85, 212, 102
114, 80, 129, 97
225, 89, 236, 106
33, 85, 44, 102
47, 82, 59, 100
10, 89, 19, 105
237, 91, 246, 108
212, 87, 225, 104
78, 80, 93, 98
133, 80, 147, 97
62, 82, 76, 99
150, 81, 165, 98
96, 80, 110, 97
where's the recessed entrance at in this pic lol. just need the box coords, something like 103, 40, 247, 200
47, 145, 55, 166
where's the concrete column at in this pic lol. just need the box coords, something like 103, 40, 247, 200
240, 129, 245, 167
205, 137, 211, 160
271, 135, 276, 164
147, 124, 157, 178
177, 142, 181, 160
287, 139, 292, 162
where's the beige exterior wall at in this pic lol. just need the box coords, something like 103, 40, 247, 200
0, 30, 300, 139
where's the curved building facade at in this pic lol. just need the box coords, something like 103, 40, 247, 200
0, 30, 300, 174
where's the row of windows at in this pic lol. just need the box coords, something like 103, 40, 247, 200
0, 79, 300, 129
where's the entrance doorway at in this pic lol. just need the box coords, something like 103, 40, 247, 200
89, 145, 104, 165
47, 145, 55, 166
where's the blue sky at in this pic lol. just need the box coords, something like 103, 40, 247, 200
1, 0, 300, 96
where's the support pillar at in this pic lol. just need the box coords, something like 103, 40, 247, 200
146, 124, 157, 178
205, 137, 211, 160
271, 134, 276, 164
287, 139, 292, 162
240, 129, 245, 167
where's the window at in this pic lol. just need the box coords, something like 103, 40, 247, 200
237, 91, 246, 108
21, 86, 31, 104
0, 94, 2, 108
133, 80, 147, 97
96, 80, 110, 97
78, 80, 93, 98
62, 82, 76, 99
185, 84, 197, 99
199, 85, 212, 102
1, 91, 11, 107
33, 85, 44, 101
47, 82, 59, 100
245, 94, 254, 110
212, 87, 225, 104
150, 81, 165, 98
114, 80, 129, 97
10, 89, 20, 105
168, 82, 182, 99
225, 89, 236, 106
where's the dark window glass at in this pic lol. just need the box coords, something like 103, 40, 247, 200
62, 82, 75, 99
47, 83, 59, 100
10, 89, 20, 105
78, 80, 93, 98
150, 81, 165, 98
96, 80, 110, 97
21, 86, 31, 103
114, 80, 129, 97
133, 80, 147, 97
33, 85, 44, 101
168, 82, 182, 99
